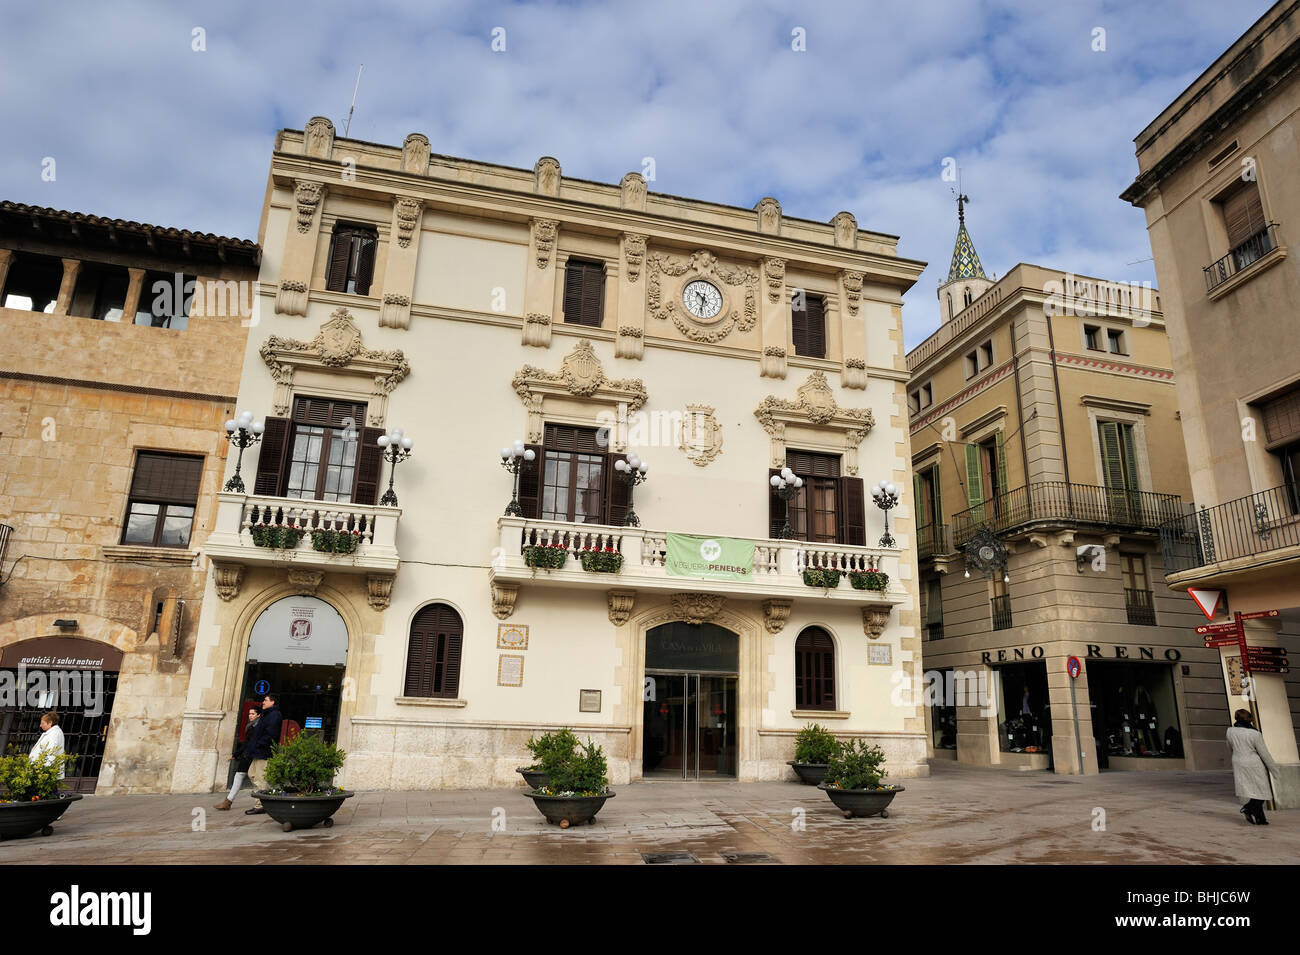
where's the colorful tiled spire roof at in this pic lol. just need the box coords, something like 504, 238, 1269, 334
946, 196, 987, 283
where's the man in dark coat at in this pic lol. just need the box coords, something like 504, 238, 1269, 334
215, 694, 283, 812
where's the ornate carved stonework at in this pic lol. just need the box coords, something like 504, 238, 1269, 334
754, 371, 875, 474
832, 211, 858, 248
304, 116, 334, 158
761, 344, 788, 380
213, 563, 244, 602
294, 181, 324, 234
380, 293, 412, 330
622, 233, 647, 283
401, 133, 430, 175
261, 308, 411, 425
647, 249, 758, 344
275, 279, 308, 317
288, 569, 324, 596
607, 589, 636, 626
764, 257, 786, 304
762, 598, 793, 634
513, 340, 648, 439
491, 579, 520, 619
841, 270, 864, 316
522, 312, 551, 348
671, 593, 726, 626
532, 218, 558, 270
863, 605, 891, 639
394, 197, 424, 248
842, 356, 868, 391
366, 574, 394, 611
756, 197, 782, 234
534, 157, 561, 197
620, 172, 647, 211
678, 404, 723, 467
615, 325, 643, 361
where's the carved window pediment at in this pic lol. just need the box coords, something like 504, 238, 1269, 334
512, 340, 648, 447
754, 371, 875, 475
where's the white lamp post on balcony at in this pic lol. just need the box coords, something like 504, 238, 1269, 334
500, 439, 536, 516
770, 467, 804, 539
613, 452, 649, 526
871, 479, 900, 548
376, 428, 414, 506
222, 410, 265, 493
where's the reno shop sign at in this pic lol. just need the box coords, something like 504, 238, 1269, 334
981, 644, 1182, 664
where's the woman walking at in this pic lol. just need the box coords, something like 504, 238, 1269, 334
1226, 708, 1279, 825
214, 694, 282, 812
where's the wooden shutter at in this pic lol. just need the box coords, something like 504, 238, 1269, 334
130, 452, 203, 505
405, 604, 463, 698
994, 432, 1009, 499
837, 476, 866, 546
325, 229, 353, 292
791, 297, 808, 356
1098, 421, 1126, 490
768, 468, 785, 539
795, 628, 835, 710
913, 474, 925, 526
563, 260, 604, 326
1119, 423, 1139, 491
562, 262, 584, 323
516, 443, 544, 519
965, 443, 984, 508
354, 233, 377, 296
1223, 184, 1265, 248
932, 465, 943, 528
605, 453, 631, 526
253, 416, 291, 496
1261, 388, 1300, 450
805, 294, 826, 359
353, 426, 386, 505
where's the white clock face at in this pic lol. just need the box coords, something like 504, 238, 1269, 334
682, 280, 723, 320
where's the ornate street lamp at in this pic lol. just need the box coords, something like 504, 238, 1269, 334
871, 479, 900, 548
613, 452, 649, 526
769, 467, 804, 539
500, 439, 536, 516
962, 523, 1009, 582
377, 428, 413, 507
223, 410, 265, 493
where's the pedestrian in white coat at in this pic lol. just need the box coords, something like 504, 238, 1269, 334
29, 711, 67, 779
1226, 709, 1278, 825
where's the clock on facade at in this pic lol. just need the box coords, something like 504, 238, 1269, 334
681, 279, 723, 320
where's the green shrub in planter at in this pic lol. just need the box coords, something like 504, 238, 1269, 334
532, 727, 609, 796
793, 723, 840, 764
311, 529, 362, 554
250, 525, 306, 549
263, 731, 347, 795
802, 568, 842, 589
524, 727, 579, 773
0, 751, 77, 801
823, 738, 889, 790
523, 543, 569, 570
578, 548, 623, 573
849, 570, 890, 591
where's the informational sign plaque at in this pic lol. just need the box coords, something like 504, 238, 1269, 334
497, 654, 525, 687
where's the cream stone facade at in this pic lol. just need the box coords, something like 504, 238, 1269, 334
0, 202, 259, 793
1122, 0, 1300, 805
172, 119, 929, 793
907, 210, 1270, 777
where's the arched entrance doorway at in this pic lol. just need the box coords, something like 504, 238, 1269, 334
238, 596, 348, 751
643, 622, 738, 779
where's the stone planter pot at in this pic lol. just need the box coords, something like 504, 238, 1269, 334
517, 767, 550, 790
253, 790, 354, 831
0, 793, 83, 840
787, 761, 829, 785
524, 790, 614, 828
818, 783, 904, 818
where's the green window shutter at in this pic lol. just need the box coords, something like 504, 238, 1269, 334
933, 465, 943, 526
1119, 423, 1139, 491
1098, 421, 1126, 490
995, 432, 1009, 499
965, 443, 984, 508
913, 474, 925, 525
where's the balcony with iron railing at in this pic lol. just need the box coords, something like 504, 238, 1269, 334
1204, 223, 1281, 293
916, 522, 952, 560
1125, 588, 1157, 626
990, 594, 1012, 631
952, 482, 1185, 547
1159, 482, 1300, 583
491, 516, 904, 606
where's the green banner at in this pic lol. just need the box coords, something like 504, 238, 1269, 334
665, 533, 754, 581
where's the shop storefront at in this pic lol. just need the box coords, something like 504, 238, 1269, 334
993, 661, 1051, 761
1087, 661, 1183, 769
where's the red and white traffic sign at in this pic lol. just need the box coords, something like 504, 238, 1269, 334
1067, 656, 1081, 679
1187, 588, 1225, 620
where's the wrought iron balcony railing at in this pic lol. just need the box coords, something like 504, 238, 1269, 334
951, 482, 1184, 546
1125, 587, 1157, 626
990, 594, 1012, 631
916, 522, 951, 560
1159, 482, 1300, 577
1203, 223, 1280, 292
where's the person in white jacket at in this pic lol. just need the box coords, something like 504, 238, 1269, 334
29, 711, 67, 778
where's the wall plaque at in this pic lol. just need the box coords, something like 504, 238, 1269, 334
497, 654, 525, 687
579, 689, 602, 713
868, 644, 892, 666
497, 624, 529, 650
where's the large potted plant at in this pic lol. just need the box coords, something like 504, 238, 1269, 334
252, 731, 352, 831
0, 751, 80, 840
522, 729, 614, 828
787, 723, 839, 785
517, 727, 576, 789
818, 738, 904, 818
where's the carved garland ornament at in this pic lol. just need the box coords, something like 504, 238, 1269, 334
623, 233, 647, 283
394, 198, 424, 248
842, 270, 864, 316
671, 593, 726, 626
532, 218, 557, 269
294, 181, 324, 234
764, 257, 786, 304
647, 250, 758, 344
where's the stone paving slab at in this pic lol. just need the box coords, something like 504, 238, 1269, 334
2, 763, 1294, 864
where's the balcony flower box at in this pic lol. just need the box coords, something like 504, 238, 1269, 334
849, 570, 889, 592
802, 568, 842, 590
249, 525, 306, 550
523, 543, 569, 570
311, 529, 362, 555
578, 547, 623, 574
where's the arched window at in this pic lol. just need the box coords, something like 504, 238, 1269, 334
795, 627, 836, 710
963, 286, 973, 307
946, 292, 953, 318
405, 603, 463, 698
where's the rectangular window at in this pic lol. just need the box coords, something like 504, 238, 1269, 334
979, 433, 1007, 513
284, 397, 367, 503
73, 263, 131, 321
917, 466, 939, 528
325, 225, 378, 295
135, 271, 196, 329
1084, 325, 1101, 351
921, 383, 933, 408
925, 578, 944, 641
1280, 441, 1300, 515
980, 340, 994, 368
562, 259, 606, 327
1221, 181, 1267, 251
1106, 328, 1126, 355
792, 293, 826, 359
1, 252, 63, 313
784, 450, 840, 543
541, 424, 608, 523
909, 391, 921, 415
122, 452, 204, 547
965, 351, 979, 379
1098, 421, 1140, 491
990, 577, 1012, 631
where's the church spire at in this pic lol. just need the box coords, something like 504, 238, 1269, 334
946, 192, 988, 283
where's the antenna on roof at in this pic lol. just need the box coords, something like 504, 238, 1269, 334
344, 64, 364, 137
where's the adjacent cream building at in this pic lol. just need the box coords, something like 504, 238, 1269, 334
172, 119, 930, 792
1122, 0, 1300, 805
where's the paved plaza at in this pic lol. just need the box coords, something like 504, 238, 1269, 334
2, 762, 1294, 865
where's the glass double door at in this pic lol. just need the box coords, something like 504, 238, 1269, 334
643, 671, 737, 779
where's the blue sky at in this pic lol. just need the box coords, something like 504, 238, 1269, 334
0, 0, 1272, 347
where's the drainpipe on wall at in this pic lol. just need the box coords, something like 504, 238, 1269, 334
1009, 317, 1031, 487
1043, 307, 1073, 513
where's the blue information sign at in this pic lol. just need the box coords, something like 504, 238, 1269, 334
254, 679, 270, 696
304, 717, 323, 730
